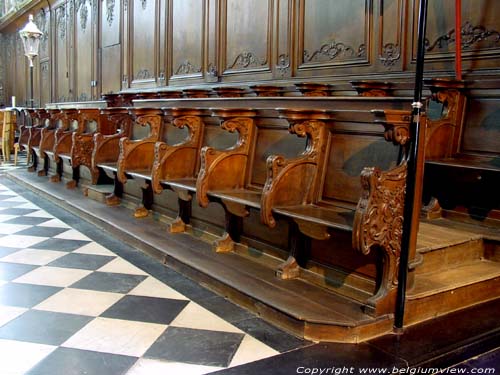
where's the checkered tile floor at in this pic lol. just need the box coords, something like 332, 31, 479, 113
0, 178, 303, 374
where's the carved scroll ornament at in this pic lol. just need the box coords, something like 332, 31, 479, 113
426, 21, 500, 51
352, 162, 407, 312
304, 40, 365, 63
196, 116, 256, 208
229, 52, 267, 69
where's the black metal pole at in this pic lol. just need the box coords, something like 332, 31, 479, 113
30, 64, 34, 108
394, 0, 428, 331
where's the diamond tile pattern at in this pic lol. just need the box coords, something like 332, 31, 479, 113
0, 181, 282, 374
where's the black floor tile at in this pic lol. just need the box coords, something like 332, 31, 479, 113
30, 238, 92, 252
0, 246, 22, 258
145, 326, 244, 367
197, 296, 255, 324
211, 342, 406, 375
169, 277, 219, 301
233, 317, 310, 353
0, 310, 92, 345
0, 208, 40, 216
0, 282, 61, 307
101, 295, 190, 324
0, 262, 38, 281
15, 226, 69, 238
47, 253, 115, 270
3, 216, 52, 226
27, 347, 138, 375
70, 271, 147, 293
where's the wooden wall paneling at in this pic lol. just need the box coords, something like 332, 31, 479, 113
273, 0, 292, 78
157, 0, 166, 86
53, 3, 71, 102
409, 0, 500, 75
168, 0, 205, 84
74, 0, 93, 101
205, 0, 218, 82
130, 0, 158, 88
36, 8, 51, 106
295, 0, 371, 79
100, 0, 122, 93
15, 33, 27, 105
122, 0, 130, 88
375, 0, 405, 72
219, 0, 274, 82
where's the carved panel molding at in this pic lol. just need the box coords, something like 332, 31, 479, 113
426, 21, 500, 52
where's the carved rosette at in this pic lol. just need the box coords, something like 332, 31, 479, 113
352, 162, 407, 309
379, 43, 401, 68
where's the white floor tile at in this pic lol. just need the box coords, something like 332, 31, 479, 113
25, 210, 56, 219
169, 302, 242, 333
0, 306, 28, 328
229, 334, 279, 367
0, 234, 49, 249
0, 223, 32, 235
128, 277, 189, 300
13, 266, 92, 287
54, 229, 92, 241
2, 196, 28, 203
126, 358, 223, 375
0, 339, 56, 374
0, 214, 17, 223
0, 249, 66, 265
72, 242, 116, 256
98, 257, 148, 275
37, 218, 71, 228
62, 317, 167, 357
34, 288, 124, 316
14, 202, 40, 209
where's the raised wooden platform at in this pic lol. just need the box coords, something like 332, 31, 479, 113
6, 169, 500, 342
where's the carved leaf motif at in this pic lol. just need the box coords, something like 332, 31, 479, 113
175, 60, 201, 75
229, 52, 267, 69
79, 0, 88, 31
303, 40, 365, 62
426, 21, 500, 51
106, 0, 115, 26
379, 43, 400, 68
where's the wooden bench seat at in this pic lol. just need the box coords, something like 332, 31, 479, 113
26, 109, 51, 173
423, 78, 500, 222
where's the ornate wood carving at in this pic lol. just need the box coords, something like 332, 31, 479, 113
261, 109, 333, 228
426, 21, 500, 52
196, 109, 257, 208
106, 0, 115, 26
228, 52, 267, 69
277, 54, 290, 76
151, 111, 205, 194
140, 0, 147, 10
57, 6, 66, 40
135, 69, 152, 80
303, 40, 365, 62
78, 0, 88, 31
372, 110, 412, 146
175, 60, 201, 75
352, 162, 407, 314
379, 43, 400, 67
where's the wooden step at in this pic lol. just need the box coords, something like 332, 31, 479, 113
86, 184, 114, 203
415, 221, 485, 275
7, 169, 394, 343
406, 259, 500, 325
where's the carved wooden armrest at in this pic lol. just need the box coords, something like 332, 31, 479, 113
71, 132, 95, 168
260, 109, 333, 228
151, 111, 205, 194
352, 161, 407, 314
372, 109, 412, 146
195, 109, 257, 208
54, 131, 74, 160
117, 138, 157, 183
